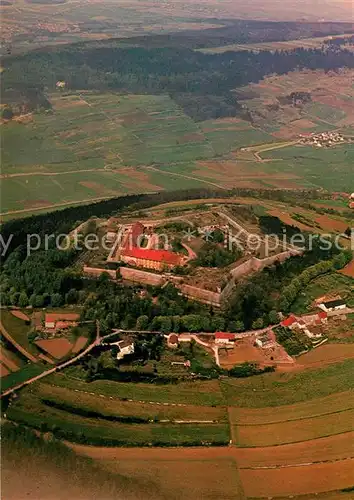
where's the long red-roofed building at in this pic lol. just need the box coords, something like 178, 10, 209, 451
120, 221, 182, 271
215, 332, 236, 344
45, 313, 80, 329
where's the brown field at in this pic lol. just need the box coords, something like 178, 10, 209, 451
229, 390, 354, 425
268, 209, 314, 231
0, 363, 10, 378
297, 344, 354, 368
314, 215, 349, 232
35, 338, 73, 359
10, 310, 30, 322
340, 259, 354, 277
71, 444, 243, 500
0, 351, 20, 372
218, 342, 263, 369
71, 336, 88, 354
235, 408, 354, 447
235, 431, 354, 468
71, 441, 354, 499
239, 458, 354, 498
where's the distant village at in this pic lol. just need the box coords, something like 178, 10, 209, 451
299, 131, 346, 148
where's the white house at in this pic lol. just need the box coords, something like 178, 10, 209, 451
255, 332, 274, 348
116, 339, 134, 360
318, 299, 346, 313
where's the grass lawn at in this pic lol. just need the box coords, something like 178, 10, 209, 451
1, 363, 46, 392
220, 359, 354, 408
1, 310, 38, 356
35, 382, 228, 422
47, 372, 226, 406
7, 389, 229, 446
261, 143, 354, 192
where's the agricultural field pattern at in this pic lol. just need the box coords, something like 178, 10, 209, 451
1, 68, 354, 219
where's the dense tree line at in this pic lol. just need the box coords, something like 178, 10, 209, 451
94, 20, 354, 50
3, 44, 354, 120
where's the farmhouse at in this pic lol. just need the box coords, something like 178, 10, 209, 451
318, 299, 347, 312
116, 339, 135, 360
44, 313, 80, 330
215, 332, 236, 344
255, 332, 274, 348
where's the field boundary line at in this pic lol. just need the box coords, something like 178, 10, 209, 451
144, 165, 228, 190
236, 429, 354, 448
232, 405, 354, 426
48, 383, 190, 407
239, 455, 354, 470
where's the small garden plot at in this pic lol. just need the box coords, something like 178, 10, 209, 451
35, 338, 73, 359
10, 310, 30, 322
71, 336, 88, 354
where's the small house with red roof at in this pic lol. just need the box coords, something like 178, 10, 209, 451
215, 332, 236, 344
281, 315, 297, 328
45, 313, 80, 330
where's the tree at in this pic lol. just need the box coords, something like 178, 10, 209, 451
211, 315, 225, 332
228, 320, 244, 332
136, 315, 149, 331
252, 318, 264, 330
65, 288, 79, 304
189, 338, 196, 355
10, 292, 20, 306
182, 314, 203, 332
268, 310, 280, 324
2, 107, 14, 120
18, 292, 29, 308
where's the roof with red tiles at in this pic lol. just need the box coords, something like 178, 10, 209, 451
281, 315, 297, 327
318, 311, 328, 319
123, 247, 181, 265
215, 332, 235, 340
45, 313, 80, 323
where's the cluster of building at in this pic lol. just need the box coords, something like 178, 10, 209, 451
299, 131, 345, 148
42, 313, 80, 332
349, 193, 354, 209
281, 298, 347, 339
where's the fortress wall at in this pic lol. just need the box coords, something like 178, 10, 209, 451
178, 284, 221, 307
83, 266, 117, 280
120, 267, 166, 286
